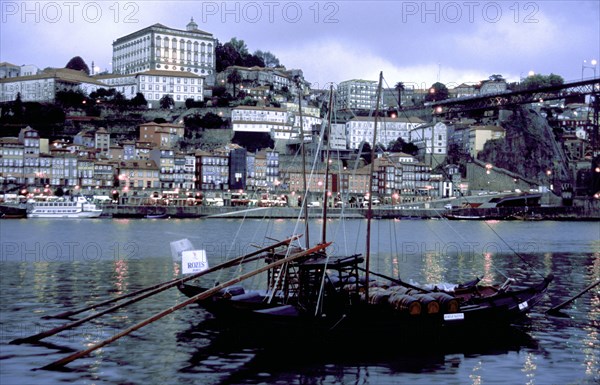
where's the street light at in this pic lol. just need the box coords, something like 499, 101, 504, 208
582, 59, 598, 79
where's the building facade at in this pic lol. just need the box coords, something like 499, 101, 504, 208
0, 68, 106, 103
112, 19, 216, 85
139, 122, 185, 148
337, 79, 379, 110
346, 116, 424, 150
410, 122, 448, 167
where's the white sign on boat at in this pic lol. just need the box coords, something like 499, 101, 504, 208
181, 250, 209, 275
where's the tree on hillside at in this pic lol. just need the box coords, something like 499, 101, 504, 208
12, 92, 24, 120
131, 92, 148, 107
425, 82, 449, 102
159, 94, 174, 109
200, 112, 226, 129
254, 50, 281, 68
56, 89, 87, 107
232, 132, 274, 152
388, 137, 418, 155
65, 56, 90, 75
216, 38, 269, 71
359, 141, 373, 164
229, 37, 249, 57
215, 41, 241, 72
394, 82, 405, 108
227, 69, 242, 98
520, 73, 564, 90
243, 55, 265, 68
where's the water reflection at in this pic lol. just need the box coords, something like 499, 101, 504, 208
175, 313, 539, 385
1, 219, 598, 384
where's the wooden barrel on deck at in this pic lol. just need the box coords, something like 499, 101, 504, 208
368, 287, 392, 305
412, 294, 440, 314
388, 293, 422, 315
429, 292, 460, 313
388, 286, 416, 296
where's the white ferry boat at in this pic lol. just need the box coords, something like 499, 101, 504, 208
27, 196, 103, 218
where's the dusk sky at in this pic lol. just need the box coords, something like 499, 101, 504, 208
1, 1, 599, 89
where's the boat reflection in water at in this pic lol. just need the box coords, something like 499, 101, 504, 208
176, 312, 540, 384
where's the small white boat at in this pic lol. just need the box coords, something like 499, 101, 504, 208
27, 196, 103, 218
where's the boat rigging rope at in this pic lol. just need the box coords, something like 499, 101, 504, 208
380, 74, 546, 281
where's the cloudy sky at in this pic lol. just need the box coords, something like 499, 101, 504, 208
1, 1, 599, 89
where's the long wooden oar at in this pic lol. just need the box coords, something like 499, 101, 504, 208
11, 235, 300, 345
546, 279, 600, 316
39, 241, 331, 370
45, 277, 182, 319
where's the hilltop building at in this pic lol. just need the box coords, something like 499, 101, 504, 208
112, 19, 217, 86
0, 68, 106, 103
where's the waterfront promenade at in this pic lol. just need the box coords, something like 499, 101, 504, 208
101, 202, 600, 220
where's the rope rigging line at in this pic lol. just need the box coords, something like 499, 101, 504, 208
379, 74, 546, 280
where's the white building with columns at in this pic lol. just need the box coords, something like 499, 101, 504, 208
112, 18, 216, 85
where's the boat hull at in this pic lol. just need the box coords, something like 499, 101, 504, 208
178, 275, 551, 340
27, 211, 102, 218
27, 197, 103, 218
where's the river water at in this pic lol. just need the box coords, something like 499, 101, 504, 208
0, 218, 598, 384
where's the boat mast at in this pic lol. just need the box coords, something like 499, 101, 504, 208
321, 84, 334, 244
297, 84, 310, 248
365, 71, 383, 300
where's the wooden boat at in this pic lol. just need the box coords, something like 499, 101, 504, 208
177, 75, 553, 340
0, 202, 27, 219
17, 73, 555, 371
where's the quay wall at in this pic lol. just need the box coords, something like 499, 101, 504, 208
100, 204, 599, 220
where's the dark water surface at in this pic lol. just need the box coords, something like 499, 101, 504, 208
0, 218, 598, 384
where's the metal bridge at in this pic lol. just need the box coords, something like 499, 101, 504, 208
425, 77, 600, 115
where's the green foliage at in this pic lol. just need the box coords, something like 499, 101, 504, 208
388, 137, 418, 155
185, 98, 205, 108
446, 143, 472, 164
131, 93, 148, 107
520, 73, 564, 90
394, 82, 405, 107
254, 50, 281, 68
215, 38, 267, 72
229, 37, 249, 57
65, 56, 90, 75
200, 112, 226, 129
425, 82, 449, 102
212, 86, 227, 98
90, 88, 115, 100
159, 94, 175, 109
0, 100, 65, 137
227, 69, 242, 98
240, 96, 257, 106
359, 141, 372, 164
184, 112, 227, 139
55, 90, 87, 108
232, 131, 274, 152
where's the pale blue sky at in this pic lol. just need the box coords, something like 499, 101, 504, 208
1, 1, 599, 88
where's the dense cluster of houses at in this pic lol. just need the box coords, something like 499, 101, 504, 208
0, 124, 454, 204
1, 18, 593, 203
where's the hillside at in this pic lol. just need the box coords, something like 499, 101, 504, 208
477, 106, 567, 184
